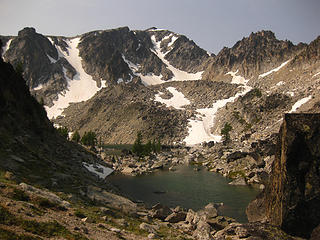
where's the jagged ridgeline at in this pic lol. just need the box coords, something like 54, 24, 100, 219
1, 27, 320, 146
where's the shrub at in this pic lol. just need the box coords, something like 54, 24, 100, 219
74, 210, 86, 219
221, 122, 232, 142
11, 188, 30, 202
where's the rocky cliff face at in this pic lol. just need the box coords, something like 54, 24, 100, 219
247, 113, 320, 238
2, 28, 77, 106
0, 50, 110, 192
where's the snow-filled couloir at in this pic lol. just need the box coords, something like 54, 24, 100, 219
45, 37, 106, 119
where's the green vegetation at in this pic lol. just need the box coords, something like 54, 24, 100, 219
0, 227, 41, 240
74, 209, 86, 219
71, 131, 80, 143
0, 205, 87, 240
81, 131, 97, 147
232, 111, 253, 131
34, 197, 63, 210
227, 170, 246, 179
132, 132, 161, 158
221, 122, 232, 142
252, 88, 262, 98
56, 126, 69, 140
10, 188, 30, 202
132, 132, 144, 157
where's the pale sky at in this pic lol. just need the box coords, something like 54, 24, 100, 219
1, 0, 319, 54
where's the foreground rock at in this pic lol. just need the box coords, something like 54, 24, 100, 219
247, 113, 320, 239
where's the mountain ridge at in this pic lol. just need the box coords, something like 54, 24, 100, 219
1, 26, 320, 146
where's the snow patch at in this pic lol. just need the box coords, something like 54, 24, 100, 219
183, 85, 252, 146
47, 54, 57, 64
122, 54, 165, 86
33, 84, 44, 90
226, 70, 248, 85
151, 35, 203, 82
45, 38, 106, 119
167, 36, 178, 47
117, 78, 124, 84
83, 162, 113, 179
276, 81, 285, 86
148, 28, 166, 32
259, 60, 291, 78
154, 87, 190, 110
287, 91, 295, 97
289, 96, 312, 113
2, 38, 12, 56
136, 43, 141, 51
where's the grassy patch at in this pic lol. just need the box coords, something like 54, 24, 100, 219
227, 170, 246, 179
0, 227, 41, 240
0, 205, 17, 225
0, 205, 87, 240
74, 209, 86, 219
157, 225, 191, 240
33, 197, 66, 211
10, 188, 30, 202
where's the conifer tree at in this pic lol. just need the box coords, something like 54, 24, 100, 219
71, 131, 81, 143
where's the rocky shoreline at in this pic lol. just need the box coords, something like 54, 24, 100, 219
100, 139, 273, 189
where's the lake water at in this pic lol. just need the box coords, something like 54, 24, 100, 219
108, 165, 260, 222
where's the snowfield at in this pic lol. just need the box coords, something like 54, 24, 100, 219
45, 38, 106, 119
259, 60, 291, 78
289, 95, 312, 113
183, 85, 252, 145
226, 70, 248, 85
154, 87, 190, 110
83, 162, 113, 179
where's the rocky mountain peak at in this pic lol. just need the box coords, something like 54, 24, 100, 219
202, 30, 304, 80
18, 27, 37, 36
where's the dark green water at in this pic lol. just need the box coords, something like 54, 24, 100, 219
108, 165, 260, 222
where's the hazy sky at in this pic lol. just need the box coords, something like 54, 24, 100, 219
1, 0, 319, 54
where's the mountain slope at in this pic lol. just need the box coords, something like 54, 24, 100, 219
0, 51, 112, 192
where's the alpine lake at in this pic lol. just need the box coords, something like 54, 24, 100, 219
108, 164, 260, 222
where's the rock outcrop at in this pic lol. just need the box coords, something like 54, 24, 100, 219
247, 113, 320, 238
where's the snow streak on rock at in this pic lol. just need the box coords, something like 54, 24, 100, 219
151, 35, 203, 82
258, 60, 291, 78
122, 54, 164, 86
46, 54, 57, 64
313, 72, 320, 78
154, 87, 190, 110
2, 39, 12, 57
45, 38, 106, 119
289, 95, 312, 113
